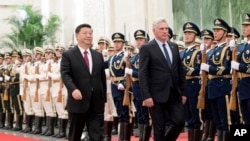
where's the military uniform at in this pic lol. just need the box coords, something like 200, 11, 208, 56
20, 49, 34, 133
232, 13, 250, 125
128, 30, 152, 141
40, 45, 56, 136
9, 50, 23, 131
30, 47, 44, 134
103, 46, 118, 141
227, 27, 242, 126
201, 18, 232, 141
50, 45, 68, 138
105, 32, 132, 141
181, 22, 203, 141
2, 51, 14, 130
200, 29, 217, 141
0, 53, 5, 128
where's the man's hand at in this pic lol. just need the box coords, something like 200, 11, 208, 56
117, 83, 125, 90
231, 61, 239, 70
181, 96, 187, 104
124, 51, 129, 58
229, 39, 236, 50
142, 98, 154, 107
72, 89, 82, 100
125, 68, 133, 75
200, 63, 209, 72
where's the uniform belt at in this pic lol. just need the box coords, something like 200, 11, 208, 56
185, 76, 200, 80
110, 76, 125, 83
131, 77, 139, 82
29, 80, 48, 83
9, 82, 20, 85
52, 80, 60, 83
208, 74, 231, 80
238, 73, 250, 79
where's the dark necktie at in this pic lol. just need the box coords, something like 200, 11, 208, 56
84, 51, 89, 71
162, 44, 171, 68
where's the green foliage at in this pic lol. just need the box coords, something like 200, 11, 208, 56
0, 5, 61, 50
172, 0, 249, 41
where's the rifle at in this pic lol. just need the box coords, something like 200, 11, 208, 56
229, 43, 238, 111
3, 69, 10, 101
197, 46, 207, 109
34, 64, 40, 102
122, 51, 131, 106
22, 64, 28, 101
57, 78, 63, 102
45, 62, 52, 101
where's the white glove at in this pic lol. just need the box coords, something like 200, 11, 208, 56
23, 74, 28, 79
125, 68, 133, 75
124, 51, 129, 58
231, 61, 239, 70
117, 83, 125, 90
102, 49, 108, 56
0, 77, 3, 81
47, 72, 53, 78
15, 59, 20, 65
199, 43, 206, 51
35, 74, 40, 79
200, 63, 209, 72
4, 75, 10, 81
229, 40, 236, 50
34, 62, 39, 67
105, 69, 110, 77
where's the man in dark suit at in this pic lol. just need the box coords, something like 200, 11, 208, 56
139, 18, 187, 141
61, 23, 107, 141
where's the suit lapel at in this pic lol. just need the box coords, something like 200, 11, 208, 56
167, 41, 175, 68
90, 49, 97, 75
73, 46, 90, 74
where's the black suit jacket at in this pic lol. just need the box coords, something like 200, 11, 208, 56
61, 46, 107, 113
139, 39, 186, 103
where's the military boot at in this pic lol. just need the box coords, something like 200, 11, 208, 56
22, 115, 34, 133
4, 113, 14, 130
0, 113, 6, 128
13, 114, 23, 131
103, 121, 113, 141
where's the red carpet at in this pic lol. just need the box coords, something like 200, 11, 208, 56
0, 133, 42, 141
0, 132, 217, 141
112, 132, 188, 141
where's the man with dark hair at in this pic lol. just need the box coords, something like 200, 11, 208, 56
201, 18, 232, 141
61, 23, 107, 141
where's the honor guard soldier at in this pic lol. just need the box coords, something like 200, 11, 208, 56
49, 44, 68, 138
40, 45, 56, 136
200, 18, 232, 141
231, 13, 250, 125
167, 27, 173, 41
0, 53, 5, 128
176, 41, 185, 52
2, 51, 13, 130
20, 49, 34, 133
105, 32, 132, 141
30, 46, 44, 134
125, 29, 152, 141
226, 27, 243, 126
200, 29, 217, 141
226, 27, 240, 44
9, 50, 23, 131
97, 36, 110, 54
181, 22, 202, 141
103, 45, 118, 141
